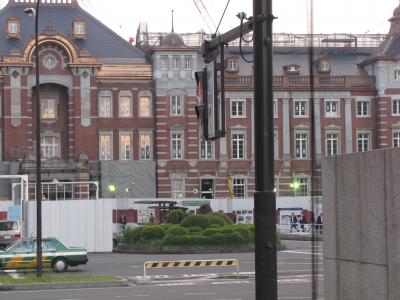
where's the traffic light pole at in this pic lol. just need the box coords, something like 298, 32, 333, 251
200, 0, 276, 298
253, 0, 277, 299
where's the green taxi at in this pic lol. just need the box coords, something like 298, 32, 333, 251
0, 237, 88, 272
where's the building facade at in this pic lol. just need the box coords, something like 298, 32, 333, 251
0, 0, 400, 203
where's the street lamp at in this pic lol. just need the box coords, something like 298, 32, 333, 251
24, 1, 42, 278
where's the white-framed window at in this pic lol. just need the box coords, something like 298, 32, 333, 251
326, 132, 339, 156
293, 177, 309, 196
171, 131, 183, 159
319, 60, 330, 72
138, 95, 151, 117
393, 131, 400, 147
161, 56, 168, 70
295, 132, 308, 159
6, 18, 20, 38
227, 59, 238, 71
73, 21, 86, 35
233, 178, 246, 198
357, 131, 370, 152
392, 98, 400, 116
232, 131, 246, 159
356, 99, 370, 117
171, 95, 183, 116
41, 96, 57, 119
98, 92, 112, 118
119, 131, 132, 160
118, 92, 132, 117
394, 69, 400, 81
139, 132, 152, 160
41, 136, 60, 159
200, 138, 213, 159
172, 56, 180, 69
274, 129, 278, 160
231, 99, 246, 117
99, 131, 112, 160
184, 56, 192, 70
273, 99, 278, 118
325, 99, 339, 117
294, 99, 308, 117
171, 178, 185, 198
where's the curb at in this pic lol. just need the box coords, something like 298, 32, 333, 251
280, 233, 323, 241
0, 278, 129, 291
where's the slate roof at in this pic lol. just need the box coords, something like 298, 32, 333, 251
0, 1, 146, 63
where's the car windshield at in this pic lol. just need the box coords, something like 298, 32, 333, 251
0, 222, 18, 231
3, 239, 22, 251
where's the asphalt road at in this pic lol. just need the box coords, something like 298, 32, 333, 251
0, 240, 325, 300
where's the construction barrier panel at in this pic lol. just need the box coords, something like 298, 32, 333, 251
143, 259, 239, 278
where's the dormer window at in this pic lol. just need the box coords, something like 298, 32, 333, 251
318, 56, 331, 73
226, 57, 239, 73
283, 64, 300, 75
6, 18, 20, 39
72, 19, 86, 39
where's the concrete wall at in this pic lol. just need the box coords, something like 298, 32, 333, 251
322, 148, 400, 300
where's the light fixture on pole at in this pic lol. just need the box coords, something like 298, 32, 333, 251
24, 0, 42, 278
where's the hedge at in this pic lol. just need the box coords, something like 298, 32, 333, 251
207, 212, 234, 225
187, 226, 203, 233
206, 214, 226, 227
167, 225, 189, 236
165, 210, 189, 224
162, 234, 210, 246
140, 225, 166, 240
180, 214, 210, 229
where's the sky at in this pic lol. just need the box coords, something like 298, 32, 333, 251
0, 0, 398, 39
75, 0, 399, 40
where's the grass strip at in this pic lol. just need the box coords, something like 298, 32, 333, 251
0, 273, 118, 285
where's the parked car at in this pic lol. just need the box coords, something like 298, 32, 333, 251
0, 237, 88, 272
0, 220, 22, 249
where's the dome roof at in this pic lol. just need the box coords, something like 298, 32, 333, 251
160, 32, 187, 48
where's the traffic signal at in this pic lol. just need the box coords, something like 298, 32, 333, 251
195, 69, 209, 140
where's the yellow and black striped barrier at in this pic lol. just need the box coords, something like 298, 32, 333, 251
143, 259, 239, 278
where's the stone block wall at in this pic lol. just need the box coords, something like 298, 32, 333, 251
322, 148, 400, 300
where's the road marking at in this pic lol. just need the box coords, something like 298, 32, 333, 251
183, 292, 215, 295
115, 295, 150, 298
281, 251, 323, 255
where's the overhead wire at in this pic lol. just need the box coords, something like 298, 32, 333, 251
214, 0, 231, 36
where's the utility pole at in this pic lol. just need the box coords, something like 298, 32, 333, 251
199, 0, 276, 298
253, 0, 277, 299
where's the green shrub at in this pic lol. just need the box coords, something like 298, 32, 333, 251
121, 226, 144, 244
162, 223, 173, 231
165, 210, 189, 224
208, 212, 234, 225
231, 225, 253, 243
206, 214, 226, 227
202, 228, 220, 236
208, 232, 244, 245
167, 225, 189, 235
180, 214, 210, 229
220, 226, 234, 234
140, 225, 166, 240
162, 234, 210, 246
197, 203, 212, 214
187, 226, 203, 233
208, 223, 221, 229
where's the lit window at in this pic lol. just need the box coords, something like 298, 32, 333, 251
231, 99, 245, 117
295, 133, 308, 159
293, 177, 308, 196
200, 138, 212, 159
41, 97, 56, 119
392, 99, 400, 116
325, 99, 339, 117
232, 132, 245, 159
357, 132, 370, 152
326, 133, 339, 156
233, 178, 246, 198
119, 132, 132, 160
140, 133, 152, 160
98, 93, 112, 117
294, 99, 308, 117
171, 95, 183, 116
171, 132, 183, 159
119, 94, 132, 117
99, 132, 112, 160
139, 96, 151, 117
356, 99, 370, 117
41, 136, 59, 159
393, 131, 400, 147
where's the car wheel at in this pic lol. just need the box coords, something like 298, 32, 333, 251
52, 258, 68, 273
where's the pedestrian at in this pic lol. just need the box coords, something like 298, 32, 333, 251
290, 213, 298, 233
299, 214, 305, 232
149, 213, 155, 223
119, 214, 127, 230
316, 213, 323, 234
